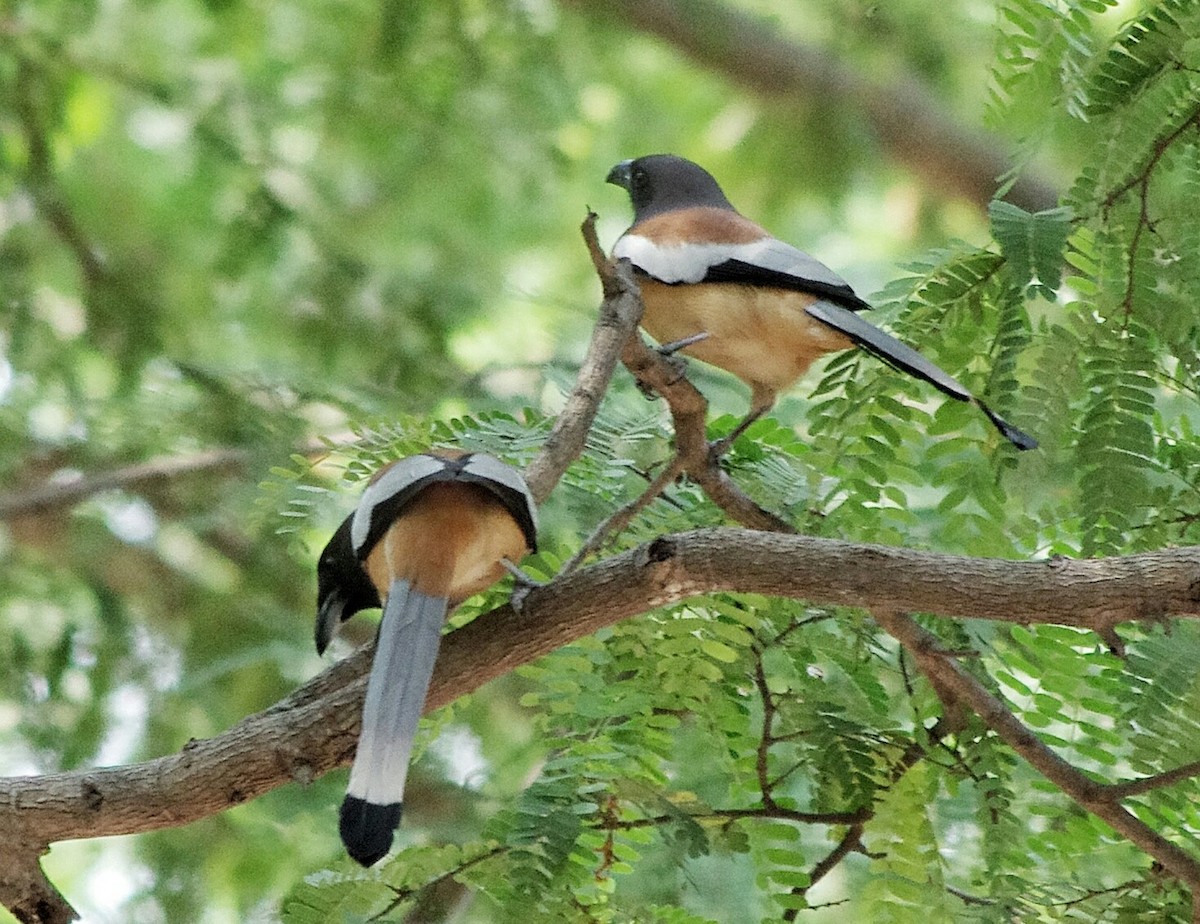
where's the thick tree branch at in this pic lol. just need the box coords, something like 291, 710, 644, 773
5, 531, 1200, 851
7, 529, 1200, 917
562, 0, 1059, 213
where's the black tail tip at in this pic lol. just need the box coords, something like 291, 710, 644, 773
339, 795, 403, 867
979, 403, 1039, 451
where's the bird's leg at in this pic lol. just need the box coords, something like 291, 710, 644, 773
709, 385, 776, 458
640, 332, 709, 394
707, 408, 768, 458
656, 331, 710, 355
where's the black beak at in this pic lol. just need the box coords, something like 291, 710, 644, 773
606, 159, 633, 190
315, 592, 346, 656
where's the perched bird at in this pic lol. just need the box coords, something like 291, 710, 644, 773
316, 450, 538, 866
606, 154, 1036, 451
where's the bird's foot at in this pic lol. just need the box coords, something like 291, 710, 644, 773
707, 435, 737, 461
501, 558, 543, 615
645, 332, 708, 389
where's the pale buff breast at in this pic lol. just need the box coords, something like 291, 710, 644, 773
638, 280, 854, 395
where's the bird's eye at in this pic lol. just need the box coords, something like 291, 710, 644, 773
632, 167, 649, 195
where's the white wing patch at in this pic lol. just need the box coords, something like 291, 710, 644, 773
351, 455, 447, 552
613, 234, 852, 291
613, 235, 731, 283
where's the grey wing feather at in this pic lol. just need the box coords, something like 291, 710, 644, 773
749, 238, 858, 293
352, 455, 448, 552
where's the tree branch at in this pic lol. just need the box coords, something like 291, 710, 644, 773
1107, 760, 1200, 800
7, 530, 1200, 917
561, 0, 1059, 213
611, 804, 871, 830
0, 449, 251, 521
5, 531, 1200, 851
523, 213, 643, 505
875, 610, 1200, 897
615, 309, 795, 533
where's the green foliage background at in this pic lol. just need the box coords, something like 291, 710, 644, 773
3, 0, 1200, 921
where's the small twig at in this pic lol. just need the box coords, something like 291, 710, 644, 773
946, 884, 998, 907
766, 760, 808, 792
751, 644, 780, 809
370, 844, 507, 921
609, 805, 870, 830
1042, 879, 1142, 910
780, 709, 953, 918
1121, 176, 1152, 325
1107, 760, 1200, 800
562, 453, 687, 571
782, 822, 866, 922
630, 464, 687, 510
771, 612, 834, 646
1102, 113, 1200, 215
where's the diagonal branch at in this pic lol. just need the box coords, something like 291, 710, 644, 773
560, 0, 1059, 213
617, 324, 795, 533
0, 449, 251, 521
523, 213, 643, 505
562, 452, 687, 571
1107, 760, 1200, 800
875, 610, 1200, 899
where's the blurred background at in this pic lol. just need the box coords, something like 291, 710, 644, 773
4, 0, 1198, 921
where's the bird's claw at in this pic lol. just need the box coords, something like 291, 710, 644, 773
656, 331, 710, 356
707, 435, 736, 461
501, 558, 542, 615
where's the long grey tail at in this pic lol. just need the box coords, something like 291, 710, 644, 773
805, 300, 1037, 450
340, 578, 448, 866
